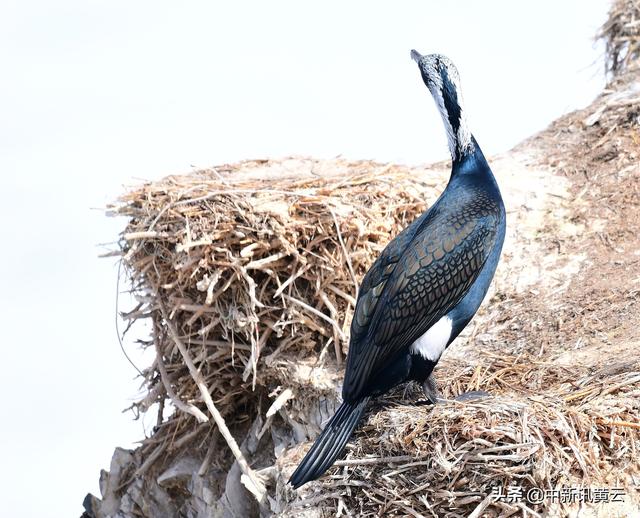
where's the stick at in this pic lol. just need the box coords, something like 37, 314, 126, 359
468, 495, 493, 518
330, 207, 359, 299
283, 293, 347, 341
154, 339, 209, 423
158, 299, 266, 501
601, 420, 640, 430
333, 454, 414, 466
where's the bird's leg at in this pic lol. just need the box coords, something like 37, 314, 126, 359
422, 374, 441, 405
454, 390, 491, 402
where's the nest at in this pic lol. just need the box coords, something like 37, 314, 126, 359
107, 159, 447, 497
280, 353, 640, 517
598, 0, 640, 76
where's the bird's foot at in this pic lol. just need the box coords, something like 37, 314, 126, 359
453, 390, 491, 402
422, 375, 441, 405
421, 376, 490, 405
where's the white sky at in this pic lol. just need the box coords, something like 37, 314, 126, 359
0, 1, 608, 516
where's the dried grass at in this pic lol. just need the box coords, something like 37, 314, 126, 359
598, 0, 640, 76
88, 2, 640, 516
279, 353, 640, 516
108, 159, 443, 487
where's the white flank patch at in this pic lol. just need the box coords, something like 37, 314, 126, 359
410, 315, 453, 361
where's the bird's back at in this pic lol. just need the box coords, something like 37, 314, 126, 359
342, 156, 504, 401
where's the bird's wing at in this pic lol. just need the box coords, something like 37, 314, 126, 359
347, 212, 429, 350
343, 201, 501, 400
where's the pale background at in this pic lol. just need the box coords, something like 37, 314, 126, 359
0, 1, 608, 516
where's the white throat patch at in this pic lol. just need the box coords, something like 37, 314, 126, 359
410, 315, 453, 361
429, 75, 472, 160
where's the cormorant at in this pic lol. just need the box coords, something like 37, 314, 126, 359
289, 51, 506, 488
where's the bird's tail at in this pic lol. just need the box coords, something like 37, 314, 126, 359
289, 397, 370, 488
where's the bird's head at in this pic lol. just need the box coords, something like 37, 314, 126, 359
410, 50, 474, 161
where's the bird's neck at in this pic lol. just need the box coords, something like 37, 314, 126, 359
449, 137, 500, 193
443, 112, 473, 162
433, 76, 474, 162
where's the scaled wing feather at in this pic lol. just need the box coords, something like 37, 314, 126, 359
343, 204, 500, 400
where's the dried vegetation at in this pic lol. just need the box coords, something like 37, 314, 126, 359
85, 1, 640, 516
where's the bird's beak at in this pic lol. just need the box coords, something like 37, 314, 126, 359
410, 49, 423, 63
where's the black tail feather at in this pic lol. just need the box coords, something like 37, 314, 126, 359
288, 397, 370, 488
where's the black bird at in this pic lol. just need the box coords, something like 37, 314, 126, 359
289, 51, 506, 488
